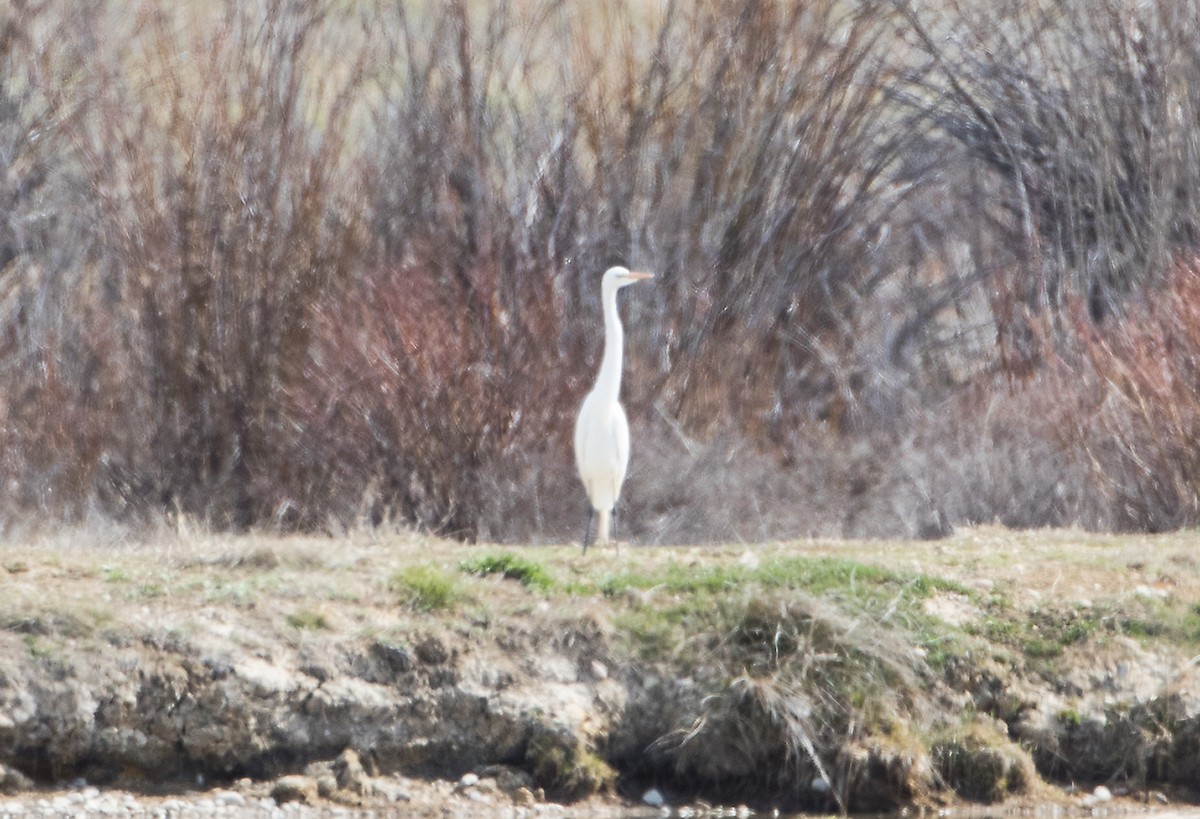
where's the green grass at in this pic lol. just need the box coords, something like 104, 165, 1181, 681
970, 595, 1200, 668
23, 634, 50, 658
135, 583, 165, 600
1186, 604, 1200, 641
590, 556, 969, 658
1057, 707, 1083, 727
593, 555, 968, 602
389, 564, 461, 612
286, 609, 331, 630
102, 566, 130, 583
591, 556, 964, 684
460, 553, 554, 591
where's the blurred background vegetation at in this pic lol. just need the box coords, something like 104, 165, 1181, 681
1, 0, 1199, 542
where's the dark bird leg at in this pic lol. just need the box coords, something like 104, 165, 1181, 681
582, 507, 595, 554
612, 505, 620, 555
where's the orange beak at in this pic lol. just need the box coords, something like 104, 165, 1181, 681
628, 271, 654, 281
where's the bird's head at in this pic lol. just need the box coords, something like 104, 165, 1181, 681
603, 266, 654, 290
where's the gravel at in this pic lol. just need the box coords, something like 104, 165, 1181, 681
0, 781, 624, 818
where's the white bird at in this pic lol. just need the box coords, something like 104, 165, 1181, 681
574, 265, 653, 553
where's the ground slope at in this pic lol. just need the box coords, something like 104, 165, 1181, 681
1, 526, 1198, 814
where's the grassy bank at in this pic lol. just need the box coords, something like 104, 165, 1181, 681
1, 527, 1198, 812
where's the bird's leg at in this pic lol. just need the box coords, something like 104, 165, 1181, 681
611, 505, 620, 555
596, 508, 611, 547
581, 508, 595, 554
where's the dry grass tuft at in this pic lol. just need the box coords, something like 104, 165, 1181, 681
653, 593, 932, 811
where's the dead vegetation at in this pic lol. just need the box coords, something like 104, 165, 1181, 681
2, 0, 1200, 541
1, 526, 1198, 810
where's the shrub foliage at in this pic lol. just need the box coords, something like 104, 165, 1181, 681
1, 0, 1199, 538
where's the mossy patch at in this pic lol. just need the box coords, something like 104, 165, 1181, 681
460, 553, 554, 591
932, 723, 1035, 803
525, 727, 615, 801
388, 565, 461, 612
286, 609, 330, 630
593, 555, 968, 606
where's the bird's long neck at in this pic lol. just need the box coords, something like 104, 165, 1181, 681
595, 284, 625, 407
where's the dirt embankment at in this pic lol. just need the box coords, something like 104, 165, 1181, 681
1, 527, 1199, 814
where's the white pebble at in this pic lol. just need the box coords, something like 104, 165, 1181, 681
642, 787, 665, 807
459, 772, 480, 788
214, 790, 247, 807
1093, 785, 1113, 801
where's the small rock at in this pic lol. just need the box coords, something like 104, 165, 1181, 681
214, 790, 247, 807
590, 660, 608, 679
1151, 790, 1169, 804
480, 764, 534, 794
316, 773, 338, 798
458, 772, 480, 789
372, 639, 414, 673
810, 776, 831, 794
1080, 784, 1113, 808
303, 759, 334, 779
368, 778, 412, 803
512, 786, 537, 806
299, 661, 333, 682
466, 788, 493, 803
415, 635, 450, 665
643, 788, 665, 807
333, 748, 368, 794
271, 775, 318, 805
0, 764, 33, 794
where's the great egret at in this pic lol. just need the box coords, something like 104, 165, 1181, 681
574, 265, 653, 553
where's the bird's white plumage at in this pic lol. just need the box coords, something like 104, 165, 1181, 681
574, 265, 652, 550
574, 391, 630, 515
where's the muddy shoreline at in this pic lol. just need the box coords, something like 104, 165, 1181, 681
1, 528, 1199, 814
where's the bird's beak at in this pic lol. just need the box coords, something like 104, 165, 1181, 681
628, 271, 654, 281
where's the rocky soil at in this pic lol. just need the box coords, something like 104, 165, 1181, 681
1, 526, 1199, 816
